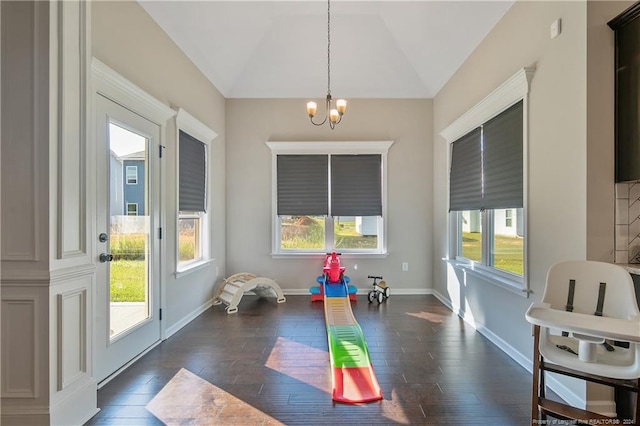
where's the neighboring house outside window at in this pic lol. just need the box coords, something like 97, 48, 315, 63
126, 165, 138, 184
122, 153, 145, 215
505, 209, 513, 228
126, 203, 138, 216
266, 141, 393, 256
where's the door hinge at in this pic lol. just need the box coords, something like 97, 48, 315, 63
159, 144, 165, 158
158, 227, 162, 239
159, 308, 162, 321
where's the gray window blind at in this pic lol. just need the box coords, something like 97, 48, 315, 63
331, 154, 382, 216
277, 155, 328, 215
449, 128, 482, 211
482, 101, 523, 209
179, 130, 207, 212
449, 101, 523, 211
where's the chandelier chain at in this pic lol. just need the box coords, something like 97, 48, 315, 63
305, 0, 345, 129
327, 0, 331, 96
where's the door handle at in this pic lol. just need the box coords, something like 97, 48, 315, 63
99, 253, 114, 263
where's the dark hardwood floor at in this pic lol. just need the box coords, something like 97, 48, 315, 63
86, 294, 546, 425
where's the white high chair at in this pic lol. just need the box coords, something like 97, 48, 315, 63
525, 260, 640, 423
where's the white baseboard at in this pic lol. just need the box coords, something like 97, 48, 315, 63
282, 288, 434, 296
164, 298, 214, 339
1, 410, 49, 426
51, 378, 99, 426
432, 289, 586, 410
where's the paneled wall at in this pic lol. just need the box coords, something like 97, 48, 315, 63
1, 1, 97, 424
1, 2, 52, 422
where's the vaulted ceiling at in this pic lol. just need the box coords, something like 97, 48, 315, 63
139, 1, 514, 99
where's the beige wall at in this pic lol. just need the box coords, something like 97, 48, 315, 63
433, 0, 634, 408
226, 99, 432, 293
92, 0, 227, 330
434, 0, 589, 401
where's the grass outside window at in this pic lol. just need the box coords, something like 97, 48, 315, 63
279, 216, 379, 250
462, 231, 524, 276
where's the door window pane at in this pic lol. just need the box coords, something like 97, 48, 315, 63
108, 122, 149, 338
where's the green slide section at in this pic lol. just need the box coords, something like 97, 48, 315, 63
327, 325, 372, 369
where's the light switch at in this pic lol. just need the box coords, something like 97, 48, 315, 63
550, 18, 562, 39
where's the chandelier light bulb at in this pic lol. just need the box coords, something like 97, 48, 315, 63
336, 99, 347, 114
307, 101, 318, 118
329, 109, 340, 123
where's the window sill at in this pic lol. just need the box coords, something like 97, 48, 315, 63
271, 252, 388, 260
443, 258, 530, 298
176, 258, 215, 279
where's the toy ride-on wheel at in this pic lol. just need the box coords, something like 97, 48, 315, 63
368, 290, 376, 303
377, 291, 384, 304
379, 280, 390, 299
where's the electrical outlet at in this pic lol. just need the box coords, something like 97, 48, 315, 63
402, 262, 409, 272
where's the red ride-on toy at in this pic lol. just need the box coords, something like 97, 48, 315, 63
310, 252, 357, 302
323, 251, 345, 283
367, 275, 390, 304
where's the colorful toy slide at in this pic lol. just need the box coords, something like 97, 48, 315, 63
316, 252, 383, 403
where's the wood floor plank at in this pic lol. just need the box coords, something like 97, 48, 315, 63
86, 295, 554, 425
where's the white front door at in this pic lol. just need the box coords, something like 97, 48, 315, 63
94, 93, 162, 384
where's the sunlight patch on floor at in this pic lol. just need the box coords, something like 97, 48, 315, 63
265, 337, 413, 424
146, 368, 283, 425
265, 336, 332, 393
406, 311, 447, 323
381, 388, 412, 425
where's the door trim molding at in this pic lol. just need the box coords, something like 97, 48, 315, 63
91, 59, 170, 382
91, 58, 175, 124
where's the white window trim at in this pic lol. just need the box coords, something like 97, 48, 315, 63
440, 67, 534, 297
266, 141, 393, 257
175, 108, 218, 274
126, 165, 138, 184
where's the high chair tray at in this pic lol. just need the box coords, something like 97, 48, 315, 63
526, 303, 640, 343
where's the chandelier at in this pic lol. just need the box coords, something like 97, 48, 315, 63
306, 0, 347, 129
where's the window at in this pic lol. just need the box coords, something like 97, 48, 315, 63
266, 141, 393, 255
442, 68, 533, 294
126, 166, 138, 184
126, 203, 138, 216
450, 102, 524, 279
176, 109, 218, 273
